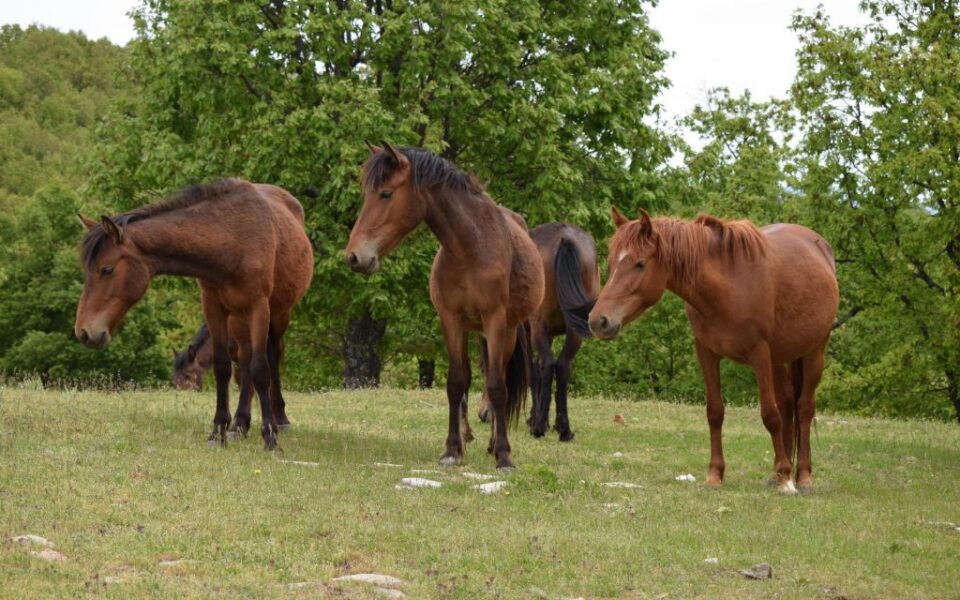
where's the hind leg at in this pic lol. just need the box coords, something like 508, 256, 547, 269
268, 311, 291, 430
483, 312, 519, 469
477, 339, 491, 423
554, 332, 582, 442
797, 344, 826, 491
201, 295, 232, 447
460, 358, 475, 444
530, 324, 554, 438
768, 365, 795, 484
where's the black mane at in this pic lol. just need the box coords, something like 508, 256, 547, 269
173, 323, 210, 371
362, 146, 484, 197
80, 179, 243, 270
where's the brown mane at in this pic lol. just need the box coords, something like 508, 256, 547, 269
81, 179, 244, 269
361, 146, 485, 197
610, 213, 767, 285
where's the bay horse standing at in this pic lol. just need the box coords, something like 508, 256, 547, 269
478, 223, 599, 442
588, 208, 838, 494
345, 142, 543, 469
75, 179, 313, 449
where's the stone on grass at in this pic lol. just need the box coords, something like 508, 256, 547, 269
333, 573, 404, 587
373, 462, 403, 468
703, 557, 719, 564
31, 548, 66, 562
675, 473, 696, 482
158, 559, 192, 568
410, 468, 441, 475
461, 472, 495, 481
398, 477, 442, 489
10, 534, 54, 547
739, 563, 773, 580
375, 587, 406, 598
474, 481, 508, 494
601, 481, 643, 489
612, 451, 624, 458
281, 460, 320, 467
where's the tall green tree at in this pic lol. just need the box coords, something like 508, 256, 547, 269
792, 0, 960, 420
89, 0, 671, 387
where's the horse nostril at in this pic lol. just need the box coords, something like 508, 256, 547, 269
78, 329, 89, 343
598, 316, 609, 330
98, 331, 108, 346
347, 252, 359, 267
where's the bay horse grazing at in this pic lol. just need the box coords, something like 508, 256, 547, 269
346, 142, 544, 469
478, 223, 599, 442
75, 179, 313, 449
589, 208, 838, 494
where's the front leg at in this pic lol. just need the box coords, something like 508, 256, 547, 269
246, 300, 279, 451
439, 314, 469, 466
749, 343, 795, 494
694, 339, 725, 487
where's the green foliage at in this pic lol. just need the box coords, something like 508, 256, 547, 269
791, 0, 960, 420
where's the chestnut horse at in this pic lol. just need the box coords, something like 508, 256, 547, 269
346, 142, 544, 469
478, 223, 599, 442
589, 208, 838, 494
75, 179, 313, 449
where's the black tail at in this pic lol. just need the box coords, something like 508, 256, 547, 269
554, 237, 596, 338
505, 325, 531, 427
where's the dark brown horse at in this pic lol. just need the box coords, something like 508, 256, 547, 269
589, 208, 838, 494
478, 223, 599, 442
346, 142, 544, 469
75, 179, 313, 449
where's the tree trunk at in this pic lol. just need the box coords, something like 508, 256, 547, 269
418, 358, 435, 389
948, 366, 960, 424
342, 308, 386, 389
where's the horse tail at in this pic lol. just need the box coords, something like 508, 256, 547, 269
505, 324, 531, 427
791, 359, 803, 467
554, 237, 596, 338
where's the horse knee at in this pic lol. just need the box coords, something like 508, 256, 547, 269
250, 353, 270, 388
760, 404, 782, 432
706, 404, 724, 429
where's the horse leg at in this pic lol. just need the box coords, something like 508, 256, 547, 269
230, 339, 253, 439
483, 313, 516, 470
554, 331, 582, 442
245, 301, 279, 451
268, 311, 291, 430
477, 339, 490, 423
769, 364, 795, 485
530, 324, 554, 438
695, 339, 725, 486
460, 361, 474, 444
201, 299, 232, 447
439, 314, 468, 466
797, 343, 826, 491
749, 344, 794, 494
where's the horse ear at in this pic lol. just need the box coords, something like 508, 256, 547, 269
638, 209, 653, 237
380, 140, 408, 168
365, 140, 381, 154
100, 215, 124, 245
77, 213, 98, 231
611, 206, 629, 229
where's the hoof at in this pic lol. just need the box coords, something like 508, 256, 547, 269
276, 423, 291, 432
495, 460, 515, 472
558, 430, 575, 442
439, 454, 462, 467
778, 479, 799, 496
262, 432, 278, 452
206, 438, 221, 448
529, 427, 546, 438
798, 479, 814, 494
764, 476, 779, 487
226, 430, 242, 442
704, 478, 723, 489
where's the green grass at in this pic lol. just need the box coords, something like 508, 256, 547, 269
1, 386, 958, 599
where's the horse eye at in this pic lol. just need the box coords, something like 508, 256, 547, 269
635, 260, 646, 270
379, 190, 393, 200
101, 266, 114, 276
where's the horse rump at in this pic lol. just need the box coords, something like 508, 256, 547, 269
554, 237, 596, 338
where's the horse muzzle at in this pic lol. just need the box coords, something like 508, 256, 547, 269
76, 327, 111, 349
346, 251, 380, 275
588, 314, 622, 340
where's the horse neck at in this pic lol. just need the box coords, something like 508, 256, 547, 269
657, 219, 717, 312
423, 189, 491, 260
126, 213, 233, 283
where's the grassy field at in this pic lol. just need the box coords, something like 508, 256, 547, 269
1, 385, 958, 599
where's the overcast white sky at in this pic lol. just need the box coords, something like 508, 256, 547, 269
3, 0, 869, 126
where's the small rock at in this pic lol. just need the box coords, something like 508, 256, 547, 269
461, 472, 495, 481
528, 586, 549, 598
739, 562, 772, 580
375, 588, 406, 598
612, 451, 624, 458
281, 460, 320, 467
285, 581, 322, 590
333, 573, 404, 586
158, 559, 191, 567
103, 575, 127, 585
474, 481, 508, 494
409, 469, 441, 475
10, 534, 54, 547
601, 481, 643, 489
613, 414, 626, 426
703, 557, 719, 564
675, 473, 696, 482
31, 549, 66, 562
374, 462, 403, 468
399, 477, 442, 489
